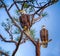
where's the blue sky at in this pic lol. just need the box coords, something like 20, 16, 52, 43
0, 0, 60, 56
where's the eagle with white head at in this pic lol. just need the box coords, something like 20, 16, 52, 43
40, 25, 48, 48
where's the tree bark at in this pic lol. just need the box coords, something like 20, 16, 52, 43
36, 39, 40, 56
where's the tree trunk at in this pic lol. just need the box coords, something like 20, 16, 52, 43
36, 39, 40, 56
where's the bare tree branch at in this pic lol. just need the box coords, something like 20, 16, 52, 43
0, 4, 4, 8
15, 1, 45, 8
5, 28, 13, 40
34, 0, 59, 15
20, 37, 29, 44
24, 31, 37, 46
15, 0, 29, 3
12, 32, 23, 56
13, 0, 20, 11
8, 3, 14, 11
21, 0, 26, 10
31, 8, 44, 26
0, 51, 9, 56
0, 34, 17, 45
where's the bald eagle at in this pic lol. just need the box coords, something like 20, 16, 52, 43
40, 25, 48, 48
19, 10, 31, 34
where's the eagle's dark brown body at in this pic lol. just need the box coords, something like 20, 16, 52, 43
19, 14, 30, 30
40, 28, 48, 48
